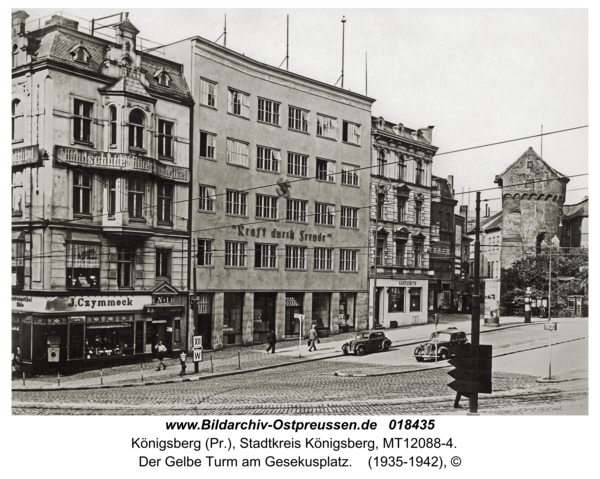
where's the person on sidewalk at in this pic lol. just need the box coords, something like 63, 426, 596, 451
266, 330, 277, 354
308, 325, 319, 352
453, 391, 470, 408
155, 340, 168, 370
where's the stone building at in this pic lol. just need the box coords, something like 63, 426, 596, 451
163, 36, 375, 349
11, 11, 194, 372
369, 117, 437, 328
560, 197, 588, 248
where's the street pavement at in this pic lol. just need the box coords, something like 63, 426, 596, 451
12, 316, 588, 415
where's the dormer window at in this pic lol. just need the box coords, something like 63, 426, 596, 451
69, 45, 91, 64
154, 69, 172, 87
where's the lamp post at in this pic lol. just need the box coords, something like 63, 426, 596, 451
548, 212, 563, 322
372, 176, 391, 329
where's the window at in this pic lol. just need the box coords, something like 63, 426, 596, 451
12, 99, 23, 141
446, 212, 451, 230
117, 247, 135, 288
285, 246, 306, 270
376, 236, 386, 266
199, 185, 216, 212
66, 243, 100, 289
107, 177, 117, 217
258, 98, 280, 125
397, 196, 406, 222
314, 248, 333, 271
225, 241, 246, 267
128, 178, 144, 219
286, 199, 307, 223
341, 164, 359, 186
317, 114, 337, 139
315, 203, 335, 226
12, 241, 25, 289
288, 106, 309, 132
226, 139, 249, 167
128, 109, 145, 149
73, 171, 92, 215
73, 47, 89, 63
226, 190, 248, 216
340, 250, 357, 272
312, 293, 331, 328
388, 287, 405, 313
316, 159, 335, 182
158, 120, 174, 158
200, 79, 217, 107
377, 192, 385, 220
12, 171, 23, 215
256, 195, 278, 219
341, 207, 358, 228
255, 244, 277, 269
156, 71, 170, 87
398, 155, 406, 181
228, 89, 250, 117
12, 44, 19, 69
223, 293, 243, 333
288, 153, 308, 177
414, 242, 423, 268
197, 239, 213, 266
200, 131, 216, 159
342, 121, 361, 145
257, 147, 281, 173
155, 249, 170, 278
377, 150, 387, 176
415, 200, 422, 225
416, 160, 424, 185
395, 240, 406, 266
74, 99, 93, 143
109, 105, 117, 146
409, 287, 422, 312
157, 183, 172, 223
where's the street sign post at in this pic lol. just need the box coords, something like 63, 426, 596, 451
192, 335, 203, 372
544, 322, 557, 379
297, 314, 305, 357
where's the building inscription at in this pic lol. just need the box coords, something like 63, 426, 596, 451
234, 225, 333, 242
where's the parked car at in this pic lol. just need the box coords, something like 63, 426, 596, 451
342, 331, 392, 356
413, 327, 469, 362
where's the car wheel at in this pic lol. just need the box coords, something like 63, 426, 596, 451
439, 350, 449, 360
383, 342, 390, 352
356, 346, 366, 356
415, 357, 424, 362
342, 349, 349, 356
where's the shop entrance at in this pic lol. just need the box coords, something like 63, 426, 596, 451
196, 293, 213, 350
374, 287, 383, 326
146, 320, 171, 358
254, 293, 276, 343
285, 293, 303, 336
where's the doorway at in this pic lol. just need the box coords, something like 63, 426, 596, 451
285, 293, 303, 336
196, 293, 213, 349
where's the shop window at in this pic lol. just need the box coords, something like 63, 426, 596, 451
225, 241, 246, 267
339, 250, 357, 272
288, 106, 310, 133
228, 89, 250, 118
316, 158, 335, 182
342, 121, 361, 145
255, 244, 277, 269
86, 317, 134, 357
109, 105, 118, 146
197, 239, 213, 266
200, 131, 216, 159
157, 183, 172, 223
158, 119, 174, 158
67, 243, 100, 289
12, 99, 23, 141
12, 242, 25, 289
257, 146, 281, 173
339, 293, 356, 328
128, 109, 145, 150
286, 199, 307, 223
312, 293, 331, 329
313, 248, 333, 271
199, 185, 216, 212
388, 287, 405, 313
12, 170, 23, 215
73, 171, 92, 215
409, 288, 422, 312
254, 293, 276, 338
226, 138, 249, 167
258, 98, 280, 126
73, 99, 93, 143
156, 249, 170, 279
200, 79, 217, 107
223, 293, 243, 334
341, 163, 359, 186
117, 247, 135, 288
317, 114, 337, 139
128, 178, 144, 219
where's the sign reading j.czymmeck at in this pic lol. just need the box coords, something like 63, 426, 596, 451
54, 145, 188, 183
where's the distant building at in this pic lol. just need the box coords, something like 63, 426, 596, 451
561, 197, 588, 248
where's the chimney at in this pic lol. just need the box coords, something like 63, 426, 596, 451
12, 10, 29, 35
418, 125, 435, 143
45, 14, 79, 31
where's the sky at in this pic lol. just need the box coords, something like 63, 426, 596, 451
16, 7, 589, 210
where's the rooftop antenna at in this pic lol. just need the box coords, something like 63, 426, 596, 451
334, 16, 346, 88
278, 15, 289, 70
215, 14, 227, 47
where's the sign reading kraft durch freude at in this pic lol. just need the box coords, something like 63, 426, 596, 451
54, 146, 189, 183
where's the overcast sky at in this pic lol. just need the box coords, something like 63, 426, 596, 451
19, 7, 589, 208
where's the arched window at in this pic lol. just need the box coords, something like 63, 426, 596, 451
129, 109, 145, 149
12, 45, 19, 68
416, 160, 424, 185
109, 105, 117, 146
398, 154, 406, 181
377, 149, 387, 176
12, 99, 23, 141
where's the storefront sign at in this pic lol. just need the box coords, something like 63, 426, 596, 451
12, 145, 40, 166
154, 295, 174, 304
397, 280, 417, 286
54, 146, 189, 184
12, 295, 151, 313
233, 224, 333, 242
87, 323, 132, 329
144, 305, 185, 315
152, 319, 168, 324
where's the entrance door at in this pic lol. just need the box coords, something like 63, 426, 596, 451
147, 322, 167, 358
196, 293, 213, 349
374, 287, 383, 325
285, 294, 303, 336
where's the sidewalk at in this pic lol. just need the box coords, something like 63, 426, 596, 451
12, 315, 578, 391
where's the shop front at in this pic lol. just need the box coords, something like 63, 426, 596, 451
369, 279, 428, 328
253, 293, 276, 343
285, 293, 304, 336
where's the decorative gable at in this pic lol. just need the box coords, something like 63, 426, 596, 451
152, 281, 179, 296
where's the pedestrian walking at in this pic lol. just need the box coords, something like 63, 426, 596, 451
266, 330, 277, 354
453, 391, 470, 408
155, 340, 168, 370
308, 325, 319, 352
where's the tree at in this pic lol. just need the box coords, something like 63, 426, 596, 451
502, 246, 588, 317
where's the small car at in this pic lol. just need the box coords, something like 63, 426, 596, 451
342, 331, 392, 356
413, 327, 469, 362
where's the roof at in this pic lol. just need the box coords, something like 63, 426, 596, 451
371, 116, 436, 148
466, 211, 502, 234
562, 198, 589, 220
496, 147, 568, 180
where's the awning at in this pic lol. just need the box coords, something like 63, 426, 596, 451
67, 231, 102, 243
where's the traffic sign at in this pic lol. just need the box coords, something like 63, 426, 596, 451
544, 322, 557, 331
193, 348, 203, 362
193, 335, 202, 349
